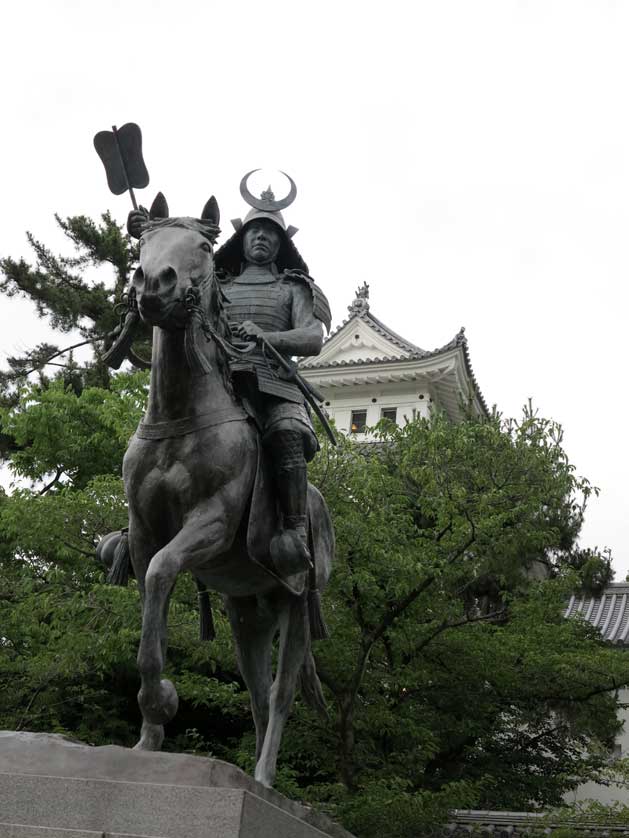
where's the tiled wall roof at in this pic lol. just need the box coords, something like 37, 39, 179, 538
564, 584, 629, 645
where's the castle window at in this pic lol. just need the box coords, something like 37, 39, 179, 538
350, 410, 367, 434
381, 407, 397, 423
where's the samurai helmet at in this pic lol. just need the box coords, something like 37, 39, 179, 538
233, 170, 299, 237
214, 170, 309, 275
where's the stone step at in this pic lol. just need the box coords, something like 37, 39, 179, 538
0, 824, 153, 838
0, 772, 328, 838
0, 733, 353, 838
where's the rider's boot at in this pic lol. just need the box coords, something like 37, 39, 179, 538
267, 430, 313, 579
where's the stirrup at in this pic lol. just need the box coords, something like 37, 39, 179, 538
270, 529, 313, 578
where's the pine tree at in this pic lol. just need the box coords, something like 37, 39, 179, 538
0, 212, 143, 404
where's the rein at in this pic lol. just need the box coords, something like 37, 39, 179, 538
104, 260, 259, 376
183, 271, 258, 369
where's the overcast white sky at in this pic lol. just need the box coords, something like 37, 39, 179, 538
2, 1, 628, 575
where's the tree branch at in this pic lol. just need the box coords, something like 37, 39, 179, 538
20, 337, 105, 378
38, 468, 64, 495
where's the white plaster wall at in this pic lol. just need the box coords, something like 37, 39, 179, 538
321, 382, 433, 437
565, 688, 629, 805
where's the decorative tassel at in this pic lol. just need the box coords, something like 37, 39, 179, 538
107, 530, 130, 587
197, 581, 215, 641
308, 588, 329, 641
184, 319, 213, 376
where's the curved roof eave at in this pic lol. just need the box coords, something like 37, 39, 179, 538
302, 323, 491, 418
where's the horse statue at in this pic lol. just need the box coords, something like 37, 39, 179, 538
103, 194, 333, 788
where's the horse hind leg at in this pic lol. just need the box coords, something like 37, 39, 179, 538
255, 591, 308, 788
224, 594, 277, 763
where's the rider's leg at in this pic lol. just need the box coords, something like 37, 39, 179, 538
266, 429, 309, 539
260, 400, 318, 578
265, 429, 312, 576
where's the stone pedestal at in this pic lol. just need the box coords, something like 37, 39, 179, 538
0, 732, 354, 838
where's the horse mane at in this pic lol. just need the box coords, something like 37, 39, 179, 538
206, 272, 232, 342
142, 216, 221, 244
140, 217, 235, 390
204, 278, 235, 396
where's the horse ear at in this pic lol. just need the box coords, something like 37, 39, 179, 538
149, 192, 169, 219
201, 196, 220, 226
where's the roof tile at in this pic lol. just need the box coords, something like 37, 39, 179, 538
565, 583, 629, 644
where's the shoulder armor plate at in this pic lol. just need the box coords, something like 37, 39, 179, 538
282, 269, 331, 333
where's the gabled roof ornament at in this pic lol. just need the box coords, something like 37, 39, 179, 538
348, 282, 370, 315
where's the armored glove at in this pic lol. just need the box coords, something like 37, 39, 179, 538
127, 206, 149, 239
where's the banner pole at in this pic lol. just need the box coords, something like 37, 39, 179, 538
111, 124, 138, 210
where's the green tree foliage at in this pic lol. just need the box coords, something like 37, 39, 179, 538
0, 374, 254, 757
278, 414, 624, 835
0, 216, 626, 837
0, 212, 141, 406
0, 215, 252, 755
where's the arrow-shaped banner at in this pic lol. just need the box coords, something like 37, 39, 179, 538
94, 122, 149, 209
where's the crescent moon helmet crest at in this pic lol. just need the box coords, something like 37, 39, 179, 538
239, 169, 297, 212
215, 169, 306, 274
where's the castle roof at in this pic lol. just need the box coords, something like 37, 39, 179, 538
564, 583, 629, 646
300, 283, 490, 420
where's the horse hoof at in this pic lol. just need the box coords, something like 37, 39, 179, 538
134, 722, 164, 751
254, 764, 274, 789
138, 678, 179, 725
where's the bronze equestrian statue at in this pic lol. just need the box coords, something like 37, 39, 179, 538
102, 176, 334, 789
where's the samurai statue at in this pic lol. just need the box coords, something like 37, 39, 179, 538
127, 171, 331, 581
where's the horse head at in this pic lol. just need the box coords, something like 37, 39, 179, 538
133, 193, 221, 330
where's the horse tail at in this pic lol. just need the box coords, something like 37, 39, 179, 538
307, 586, 329, 641
299, 644, 328, 720
196, 578, 216, 642
306, 504, 330, 642
107, 529, 130, 587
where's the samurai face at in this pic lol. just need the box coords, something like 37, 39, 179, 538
242, 219, 282, 266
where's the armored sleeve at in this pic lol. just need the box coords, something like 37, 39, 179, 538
283, 270, 331, 333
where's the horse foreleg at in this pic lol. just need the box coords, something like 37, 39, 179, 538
255, 592, 308, 788
225, 594, 277, 763
126, 517, 169, 750
135, 495, 239, 751
135, 559, 179, 750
